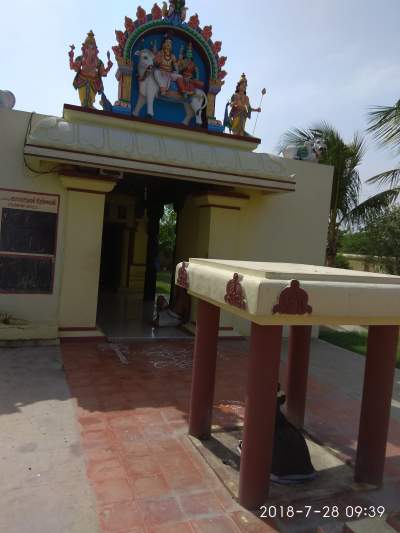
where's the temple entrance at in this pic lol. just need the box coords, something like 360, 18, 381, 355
95, 173, 207, 340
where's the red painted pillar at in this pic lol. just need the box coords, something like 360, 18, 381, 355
189, 299, 220, 439
239, 323, 283, 509
286, 325, 312, 428
355, 325, 399, 486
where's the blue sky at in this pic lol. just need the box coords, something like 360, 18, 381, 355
2, 0, 399, 199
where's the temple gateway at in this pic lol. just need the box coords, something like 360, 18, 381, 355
0, 1, 333, 341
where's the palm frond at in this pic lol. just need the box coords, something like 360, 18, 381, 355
366, 167, 400, 189
367, 100, 400, 153
344, 188, 400, 226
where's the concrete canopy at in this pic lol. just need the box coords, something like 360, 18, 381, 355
23, 106, 296, 192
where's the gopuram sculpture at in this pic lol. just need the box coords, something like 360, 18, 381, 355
224, 73, 262, 137
68, 31, 113, 108
153, 36, 180, 96
176, 43, 204, 98
66, 2, 265, 136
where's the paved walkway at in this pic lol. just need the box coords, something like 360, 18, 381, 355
0, 345, 99, 533
1, 338, 399, 532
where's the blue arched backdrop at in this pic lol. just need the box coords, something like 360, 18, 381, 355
130, 29, 210, 126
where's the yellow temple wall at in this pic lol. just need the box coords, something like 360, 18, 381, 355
0, 110, 65, 338
238, 159, 333, 265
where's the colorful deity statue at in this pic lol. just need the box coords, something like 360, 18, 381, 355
68, 31, 113, 108
153, 37, 180, 95
151, 3, 163, 20
201, 25, 213, 41
163, 0, 187, 23
136, 6, 147, 25
176, 43, 204, 97
125, 16, 135, 35
224, 73, 261, 136
218, 56, 227, 68
212, 41, 222, 55
188, 13, 200, 30
115, 30, 127, 49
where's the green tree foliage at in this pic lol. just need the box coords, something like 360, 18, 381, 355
334, 253, 350, 269
159, 204, 177, 259
362, 207, 400, 275
366, 100, 400, 201
279, 123, 388, 266
339, 230, 371, 254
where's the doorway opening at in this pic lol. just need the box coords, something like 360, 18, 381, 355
96, 174, 207, 340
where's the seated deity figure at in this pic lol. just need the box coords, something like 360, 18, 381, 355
68, 31, 113, 108
176, 43, 204, 98
225, 73, 261, 136
153, 38, 181, 96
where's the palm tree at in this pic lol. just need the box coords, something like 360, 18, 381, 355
367, 100, 400, 199
279, 122, 393, 266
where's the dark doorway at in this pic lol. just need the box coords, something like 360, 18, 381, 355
99, 223, 125, 291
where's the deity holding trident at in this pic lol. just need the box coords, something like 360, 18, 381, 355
224, 73, 266, 136
68, 31, 113, 108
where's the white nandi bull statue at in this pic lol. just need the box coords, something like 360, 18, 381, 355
282, 138, 327, 162
132, 49, 207, 126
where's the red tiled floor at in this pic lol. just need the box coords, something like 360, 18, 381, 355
137, 497, 184, 527
87, 457, 126, 482
148, 523, 194, 533
93, 477, 134, 505
62, 340, 400, 533
131, 472, 170, 499
190, 516, 241, 532
179, 491, 224, 517
99, 500, 144, 532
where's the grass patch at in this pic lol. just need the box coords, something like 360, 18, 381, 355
156, 271, 172, 295
319, 328, 400, 368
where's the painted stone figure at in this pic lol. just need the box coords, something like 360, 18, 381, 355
188, 13, 200, 30
151, 3, 163, 20
136, 6, 147, 25
176, 43, 204, 97
125, 16, 135, 34
164, 0, 187, 23
153, 37, 180, 95
224, 73, 261, 136
69, 31, 113, 108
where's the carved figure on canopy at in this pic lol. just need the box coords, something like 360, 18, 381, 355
164, 0, 187, 23
224, 73, 262, 136
153, 36, 180, 96
212, 41, 222, 55
136, 6, 147, 25
201, 25, 213, 41
133, 47, 207, 125
125, 16, 135, 34
188, 13, 200, 30
68, 31, 113, 108
97, 2, 229, 131
176, 43, 204, 97
151, 3, 163, 20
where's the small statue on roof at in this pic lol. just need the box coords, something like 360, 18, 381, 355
201, 25, 212, 41
188, 13, 200, 30
177, 42, 204, 97
68, 31, 113, 108
213, 41, 222, 55
224, 73, 263, 136
136, 6, 147, 25
151, 3, 163, 20
153, 35, 180, 95
163, 0, 187, 24
125, 16, 135, 35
